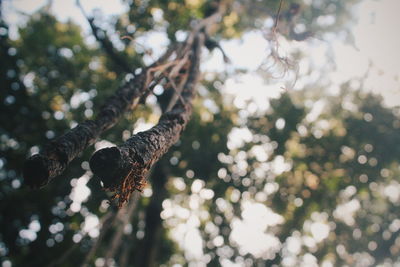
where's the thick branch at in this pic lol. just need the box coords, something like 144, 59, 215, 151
89, 34, 204, 206
23, 47, 174, 188
24, 2, 222, 189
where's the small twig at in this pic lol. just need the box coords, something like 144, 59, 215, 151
273, 0, 284, 34
164, 77, 187, 112
164, 66, 190, 112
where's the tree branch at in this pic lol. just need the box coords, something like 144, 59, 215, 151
23, 47, 175, 188
23, 2, 223, 189
89, 33, 204, 206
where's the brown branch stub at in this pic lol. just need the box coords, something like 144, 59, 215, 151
90, 104, 192, 206
90, 34, 204, 207
23, 154, 53, 188
24, 120, 100, 188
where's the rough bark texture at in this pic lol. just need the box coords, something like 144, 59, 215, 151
89, 34, 204, 206
23, 42, 177, 188
23, 73, 146, 188
23, 3, 222, 191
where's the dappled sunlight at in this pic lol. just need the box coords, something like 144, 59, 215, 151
1, 0, 400, 266
223, 74, 284, 112
230, 201, 283, 259
69, 172, 91, 213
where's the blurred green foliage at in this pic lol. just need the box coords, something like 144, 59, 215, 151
1, 0, 399, 266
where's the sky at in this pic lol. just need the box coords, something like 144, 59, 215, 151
335, 0, 400, 106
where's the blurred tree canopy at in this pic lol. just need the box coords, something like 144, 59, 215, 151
1, 0, 400, 266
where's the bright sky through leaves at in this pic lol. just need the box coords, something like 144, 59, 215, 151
2, 0, 400, 265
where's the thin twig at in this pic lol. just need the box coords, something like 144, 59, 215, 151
273, 0, 284, 34
77, 0, 134, 73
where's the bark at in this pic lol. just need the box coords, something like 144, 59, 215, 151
124, 76, 175, 267
23, 2, 222, 190
23, 47, 174, 188
23, 73, 145, 188
89, 33, 204, 206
